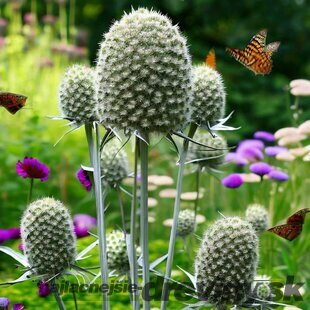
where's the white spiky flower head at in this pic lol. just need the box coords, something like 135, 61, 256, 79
59, 64, 98, 124
96, 8, 193, 134
21, 197, 76, 279
192, 64, 226, 126
195, 217, 258, 308
245, 204, 269, 236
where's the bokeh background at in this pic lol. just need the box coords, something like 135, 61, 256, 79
0, 0, 309, 309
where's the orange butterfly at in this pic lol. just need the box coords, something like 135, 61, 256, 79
205, 49, 216, 70
0, 92, 27, 114
226, 29, 280, 75
268, 208, 310, 241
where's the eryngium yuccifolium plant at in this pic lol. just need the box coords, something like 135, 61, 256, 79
195, 217, 258, 308
59, 64, 98, 124
245, 204, 269, 236
191, 64, 226, 125
177, 209, 195, 237
101, 141, 129, 187
188, 131, 228, 168
21, 198, 76, 279
106, 230, 129, 273
96, 8, 192, 134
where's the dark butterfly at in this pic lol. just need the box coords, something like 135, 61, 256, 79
0, 92, 27, 114
205, 49, 216, 70
226, 29, 280, 75
268, 208, 310, 241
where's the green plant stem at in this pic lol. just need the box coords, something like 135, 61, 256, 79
85, 124, 110, 310
194, 167, 201, 218
59, 2, 67, 43
28, 178, 34, 204
52, 280, 66, 310
139, 137, 150, 310
160, 123, 197, 310
129, 137, 140, 310
117, 185, 126, 234
31, 0, 37, 26
69, 0, 76, 42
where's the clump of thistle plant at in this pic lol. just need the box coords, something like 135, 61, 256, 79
58, 64, 98, 124
21, 197, 76, 279
106, 230, 129, 273
96, 8, 192, 134
245, 204, 269, 236
191, 64, 226, 126
177, 209, 196, 237
195, 217, 258, 308
188, 131, 228, 168
100, 140, 129, 187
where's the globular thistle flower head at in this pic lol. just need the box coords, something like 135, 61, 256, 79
195, 217, 258, 308
106, 230, 129, 273
101, 140, 129, 187
245, 204, 269, 236
21, 197, 76, 279
188, 131, 228, 168
177, 209, 196, 237
191, 64, 226, 125
59, 64, 98, 124
96, 8, 192, 134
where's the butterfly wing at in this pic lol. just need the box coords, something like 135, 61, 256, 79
268, 224, 302, 241
287, 208, 310, 225
0, 92, 27, 114
246, 29, 267, 53
264, 41, 280, 54
205, 49, 216, 69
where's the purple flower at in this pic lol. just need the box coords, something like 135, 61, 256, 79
18, 243, 24, 251
0, 230, 11, 243
250, 162, 272, 176
16, 157, 50, 181
38, 281, 51, 297
225, 152, 248, 166
76, 168, 92, 192
237, 146, 264, 162
221, 174, 244, 188
253, 131, 275, 142
238, 139, 265, 150
268, 170, 289, 182
0, 297, 10, 309
265, 146, 287, 157
13, 304, 25, 310
7, 228, 20, 239
73, 214, 97, 238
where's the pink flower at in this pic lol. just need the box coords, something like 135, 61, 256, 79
16, 157, 50, 181
76, 168, 92, 191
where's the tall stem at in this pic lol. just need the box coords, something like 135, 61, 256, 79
117, 186, 126, 233
139, 138, 150, 310
129, 137, 140, 310
51, 280, 66, 310
85, 124, 110, 310
69, 0, 76, 42
160, 123, 197, 310
28, 178, 34, 204
194, 167, 201, 218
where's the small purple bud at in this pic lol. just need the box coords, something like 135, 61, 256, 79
38, 281, 52, 297
265, 146, 287, 157
253, 131, 275, 142
250, 162, 272, 176
268, 170, 289, 182
18, 243, 24, 251
0, 297, 10, 309
13, 304, 25, 310
221, 174, 244, 188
